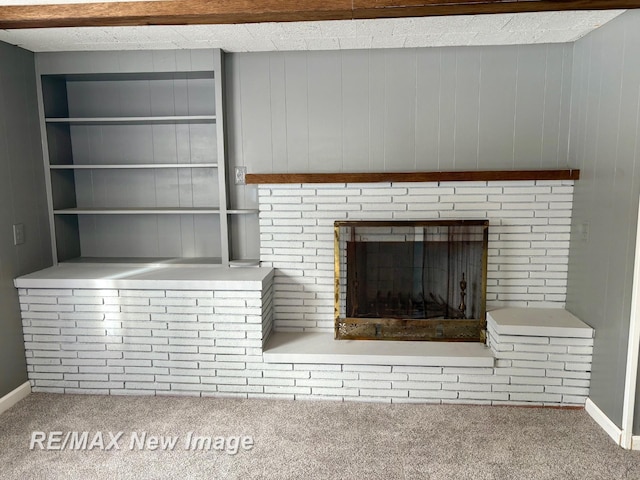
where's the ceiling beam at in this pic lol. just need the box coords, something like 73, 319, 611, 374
355, 1, 640, 19
0, 0, 638, 29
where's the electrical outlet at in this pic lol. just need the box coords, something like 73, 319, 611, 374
234, 166, 247, 185
13, 223, 25, 245
579, 222, 589, 242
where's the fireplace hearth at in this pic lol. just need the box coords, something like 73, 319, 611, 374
334, 220, 488, 342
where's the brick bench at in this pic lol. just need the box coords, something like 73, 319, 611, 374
15, 266, 593, 406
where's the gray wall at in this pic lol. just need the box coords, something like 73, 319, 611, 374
565, 10, 640, 432
225, 43, 573, 207
225, 43, 574, 259
0, 41, 52, 397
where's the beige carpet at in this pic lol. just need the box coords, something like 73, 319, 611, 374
1, 393, 639, 479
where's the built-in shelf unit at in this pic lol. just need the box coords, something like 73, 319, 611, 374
36, 49, 257, 267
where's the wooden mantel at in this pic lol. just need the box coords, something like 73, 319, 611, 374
0, 1, 639, 29
245, 169, 580, 185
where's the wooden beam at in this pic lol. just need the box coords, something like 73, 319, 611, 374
0, 0, 354, 29
353, 1, 640, 20
245, 169, 580, 185
0, 0, 638, 30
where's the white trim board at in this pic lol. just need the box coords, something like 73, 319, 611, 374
582, 399, 638, 450
0, 382, 31, 416
585, 398, 622, 446
621, 195, 640, 449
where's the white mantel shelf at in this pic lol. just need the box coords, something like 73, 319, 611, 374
263, 332, 495, 367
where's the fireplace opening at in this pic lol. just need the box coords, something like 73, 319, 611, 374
334, 220, 488, 342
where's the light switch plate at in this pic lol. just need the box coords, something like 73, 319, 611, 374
234, 166, 247, 185
13, 223, 25, 245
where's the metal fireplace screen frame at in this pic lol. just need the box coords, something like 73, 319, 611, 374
334, 220, 489, 342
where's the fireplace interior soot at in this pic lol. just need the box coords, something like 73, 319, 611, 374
335, 220, 488, 342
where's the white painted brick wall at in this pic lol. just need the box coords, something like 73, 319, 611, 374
487, 322, 592, 406
20, 285, 272, 397
20, 285, 590, 407
258, 180, 574, 332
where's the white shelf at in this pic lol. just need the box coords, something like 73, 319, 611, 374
228, 209, 259, 215
50, 163, 218, 169
45, 115, 216, 124
63, 256, 223, 266
53, 207, 220, 215
52, 208, 258, 215
229, 259, 260, 267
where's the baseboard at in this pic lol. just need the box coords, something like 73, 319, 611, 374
585, 398, 622, 446
633, 436, 640, 451
0, 381, 31, 416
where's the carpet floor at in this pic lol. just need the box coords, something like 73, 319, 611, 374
1, 393, 639, 479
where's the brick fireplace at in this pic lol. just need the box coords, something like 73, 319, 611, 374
16, 174, 594, 406
259, 179, 575, 332
249, 177, 593, 406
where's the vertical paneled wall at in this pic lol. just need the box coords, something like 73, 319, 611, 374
225, 43, 574, 260
0, 41, 52, 397
225, 43, 573, 182
565, 10, 640, 432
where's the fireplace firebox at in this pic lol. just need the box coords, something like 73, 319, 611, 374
334, 220, 488, 341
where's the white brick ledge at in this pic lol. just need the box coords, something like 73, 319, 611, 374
14, 264, 274, 291
487, 308, 593, 338
263, 332, 495, 367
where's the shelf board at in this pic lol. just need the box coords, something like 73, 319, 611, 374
45, 115, 216, 124
63, 256, 223, 266
246, 169, 581, 184
50, 163, 218, 170
50, 72, 214, 82
228, 209, 259, 215
53, 207, 257, 215
54, 207, 220, 215
229, 259, 260, 267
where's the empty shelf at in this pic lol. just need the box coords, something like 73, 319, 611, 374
50, 163, 218, 169
46, 115, 216, 124
53, 207, 221, 215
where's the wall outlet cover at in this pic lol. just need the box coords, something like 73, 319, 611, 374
13, 223, 25, 245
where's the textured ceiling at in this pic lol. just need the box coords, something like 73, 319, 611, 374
0, 8, 625, 52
